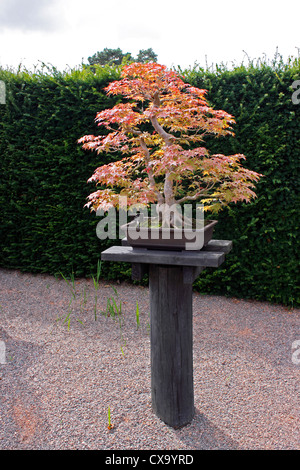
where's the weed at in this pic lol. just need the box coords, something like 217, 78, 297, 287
91, 259, 101, 320
107, 406, 114, 430
101, 285, 122, 319
79, 286, 88, 314
57, 270, 81, 329
60, 270, 76, 299
101, 286, 125, 355
136, 301, 140, 329
225, 374, 232, 387
55, 263, 127, 356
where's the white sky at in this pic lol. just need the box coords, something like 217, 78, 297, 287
0, 0, 299, 71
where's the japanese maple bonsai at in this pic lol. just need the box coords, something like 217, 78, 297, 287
79, 63, 262, 247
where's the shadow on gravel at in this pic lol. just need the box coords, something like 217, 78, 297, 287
0, 327, 49, 449
176, 408, 242, 450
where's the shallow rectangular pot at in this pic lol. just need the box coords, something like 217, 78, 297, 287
121, 219, 218, 251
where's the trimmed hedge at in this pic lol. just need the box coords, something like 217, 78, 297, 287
0, 60, 299, 305
0, 65, 130, 280
181, 60, 300, 306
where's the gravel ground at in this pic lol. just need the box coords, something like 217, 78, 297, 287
0, 267, 299, 450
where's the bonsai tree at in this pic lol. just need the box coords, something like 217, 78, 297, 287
79, 63, 262, 227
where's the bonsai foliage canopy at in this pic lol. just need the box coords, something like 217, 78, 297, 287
79, 63, 262, 220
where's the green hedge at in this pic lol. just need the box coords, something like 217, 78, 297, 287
0, 60, 299, 306
180, 59, 300, 306
0, 65, 130, 280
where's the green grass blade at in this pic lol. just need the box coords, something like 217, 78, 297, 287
136, 301, 140, 329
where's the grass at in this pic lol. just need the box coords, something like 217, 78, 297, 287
56, 260, 103, 329
101, 286, 126, 355
102, 286, 122, 318
60, 270, 76, 299
54, 260, 150, 358
56, 261, 132, 355
107, 406, 114, 430
136, 301, 140, 329
57, 269, 81, 330
91, 259, 101, 320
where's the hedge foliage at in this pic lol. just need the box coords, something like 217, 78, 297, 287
0, 59, 299, 306
180, 58, 300, 306
0, 64, 129, 281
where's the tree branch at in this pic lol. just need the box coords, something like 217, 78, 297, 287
149, 91, 174, 146
139, 136, 164, 204
150, 116, 174, 146
176, 182, 215, 204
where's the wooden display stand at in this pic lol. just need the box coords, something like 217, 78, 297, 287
101, 239, 232, 428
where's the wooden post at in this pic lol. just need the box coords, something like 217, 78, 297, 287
149, 265, 194, 428
101, 240, 232, 428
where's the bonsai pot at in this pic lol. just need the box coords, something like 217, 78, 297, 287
121, 218, 218, 251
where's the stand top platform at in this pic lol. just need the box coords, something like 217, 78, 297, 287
101, 239, 232, 268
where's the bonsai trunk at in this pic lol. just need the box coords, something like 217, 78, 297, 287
157, 174, 193, 229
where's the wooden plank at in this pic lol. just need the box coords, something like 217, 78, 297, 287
101, 245, 226, 268
203, 239, 232, 254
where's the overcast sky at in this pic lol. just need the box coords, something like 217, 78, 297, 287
0, 0, 299, 71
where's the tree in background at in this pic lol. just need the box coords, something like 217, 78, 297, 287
136, 48, 158, 63
87, 47, 157, 67
87, 48, 133, 66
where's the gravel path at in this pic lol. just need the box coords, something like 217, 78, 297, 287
0, 267, 299, 450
